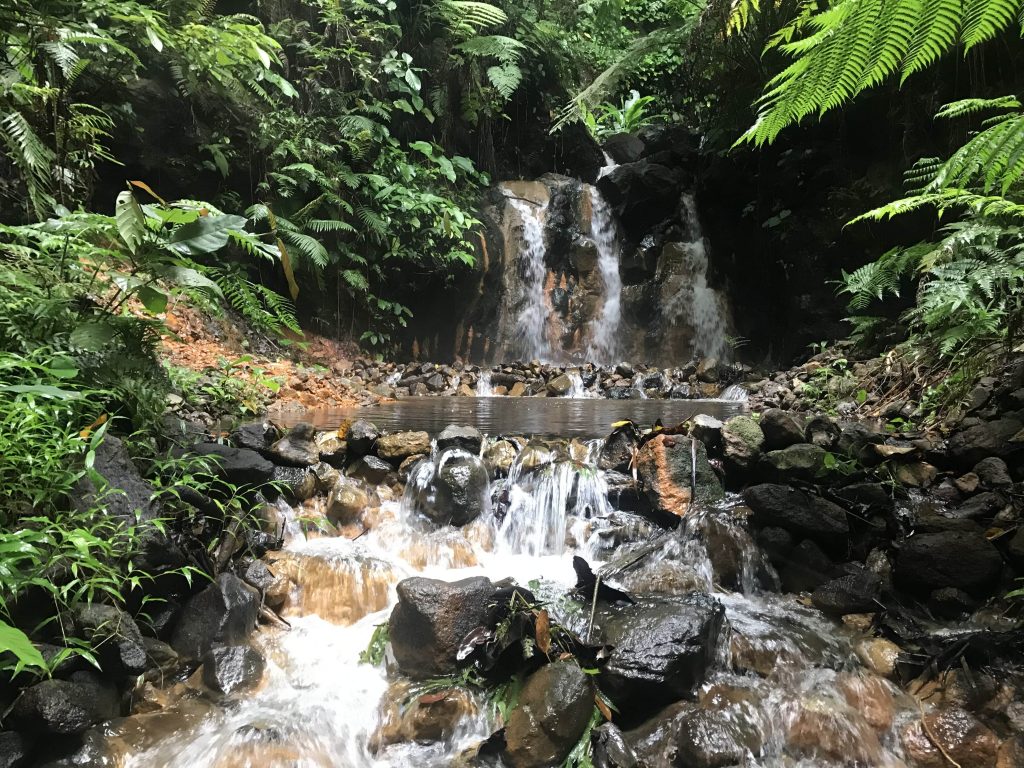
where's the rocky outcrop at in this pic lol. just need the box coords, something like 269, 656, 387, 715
170, 573, 260, 661
200, 643, 266, 694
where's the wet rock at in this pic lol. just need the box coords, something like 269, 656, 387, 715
759, 443, 827, 482
268, 423, 319, 466
597, 160, 683, 238
347, 455, 395, 486
895, 461, 938, 488
597, 594, 724, 714
504, 662, 595, 768
603, 133, 645, 164
721, 416, 764, 474
975, 456, 1013, 488
901, 708, 999, 768
837, 673, 896, 731
756, 526, 793, 560
437, 425, 484, 454
376, 431, 431, 463
600, 424, 640, 473
760, 408, 805, 450
547, 374, 574, 396
623, 701, 696, 767
743, 484, 849, 547
689, 414, 723, 453
998, 736, 1024, 768
69, 604, 147, 679
315, 432, 346, 468
270, 465, 317, 501
804, 414, 840, 449
696, 358, 720, 383
592, 723, 639, 768
170, 573, 260, 660
635, 435, 723, 524
7, 672, 118, 735
483, 439, 519, 478
854, 637, 901, 678
372, 682, 478, 750
895, 530, 1001, 592
778, 539, 836, 593
326, 476, 377, 525
832, 482, 893, 513
948, 414, 1024, 468
201, 643, 266, 694
189, 442, 275, 487
73, 434, 157, 522
673, 708, 763, 768
388, 576, 495, 678
787, 694, 882, 763
810, 571, 882, 615
954, 491, 1007, 519
425, 453, 489, 526
1007, 528, 1024, 569
929, 587, 977, 618
0, 731, 29, 768
345, 419, 380, 457
835, 422, 886, 464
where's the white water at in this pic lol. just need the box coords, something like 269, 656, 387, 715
118, 433, 915, 768
504, 194, 552, 362
661, 194, 732, 361
583, 186, 623, 366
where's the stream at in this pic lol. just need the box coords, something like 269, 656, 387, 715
106, 427, 918, 767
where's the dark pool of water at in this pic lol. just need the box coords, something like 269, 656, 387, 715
272, 396, 746, 438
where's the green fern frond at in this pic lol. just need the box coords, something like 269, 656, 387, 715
935, 96, 1022, 120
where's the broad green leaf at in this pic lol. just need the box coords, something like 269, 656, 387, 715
410, 141, 433, 156
0, 620, 47, 672
146, 26, 163, 52
0, 384, 82, 399
158, 266, 223, 297
136, 285, 168, 314
115, 190, 145, 254
168, 215, 247, 255
69, 321, 117, 351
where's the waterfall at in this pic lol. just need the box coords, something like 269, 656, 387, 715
584, 185, 623, 366
503, 193, 552, 362
661, 194, 731, 361
475, 370, 494, 396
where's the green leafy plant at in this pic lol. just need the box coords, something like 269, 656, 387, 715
580, 90, 665, 138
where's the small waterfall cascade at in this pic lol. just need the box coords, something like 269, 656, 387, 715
499, 189, 553, 362
474, 370, 494, 396
115, 427, 918, 768
660, 194, 732, 360
583, 185, 623, 365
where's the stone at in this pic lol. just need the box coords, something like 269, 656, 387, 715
509, 381, 529, 397
929, 587, 977, 618
503, 663, 595, 768
787, 694, 883, 763
624, 702, 697, 768
388, 576, 495, 678
635, 435, 723, 523
345, 419, 379, 457
804, 414, 840, 449
778, 539, 836, 593
200, 643, 266, 694
73, 433, 158, 522
997, 736, 1024, 768
69, 604, 147, 679
597, 594, 724, 715
742, 484, 849, 546
0, 731, 29, 768
759, 443, 827, 482
376, 431, 431, 462
599, 424, 640, 473
901, 708, 999, 768
347, 455, 395, 485
170, 573, 260, 660
424, 453, 489, 526
436, 424, 484, 454
696, 357, 720, 383
759, 408, 805, 450
270, 465, 317, 501
483, 439, 519, 478
547, 374, 574, 396
948, 414, 1024, 468
188, 442, 274, 486
895, 461, 938, 488
326, 476, 376, 525
674, 708, 763, 768
837, 673, 896, 731
592, 723, 640, 768
372, 682, 477, 750
7, 672, 118, 735
975, 456, 1013, 488
597, 160, 683, 239
811, 571, 882, 615
315, 433, 346, 468
854, 637, 901, 678
689, 414, 724, 452
602, 132, 645, 164
1007, 527, 1024, 569
721, 416, 764, 474
832, 482, 893, 513
425, 373, 446, 391
895, 530, 1001, 592
268, 422, 319, 466
954, 491, 1007, 519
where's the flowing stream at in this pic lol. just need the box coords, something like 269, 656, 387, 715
112, 429, 916, 768
583, 185, 622, 366
502, 193, 553, 362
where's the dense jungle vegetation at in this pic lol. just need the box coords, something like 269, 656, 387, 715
3, 0, 1024, 691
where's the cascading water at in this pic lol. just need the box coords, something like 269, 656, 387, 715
660, 194, 732, 361
501, 192, 552, 362
113, 428, 917, 768
583, 186, 623, 366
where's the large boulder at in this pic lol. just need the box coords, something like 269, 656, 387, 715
759, 443, 828, 483
73, 434, 157, 522
742, 484, 849, 548
388, 576, 495, 678
597, 594, 724, 715
345, 419, 380, 457
947, 414, 1024, 468
170, 573, 260, 660
895, 531, 1002, 593
425, 453, 490, 526
635, 435, 723, 524
437, 424, 484, 454
503, 663, 595, 768
600, 424, 640, 473
268, 423, 319, 466
759, 409, 805, 450
200, 643, 266, 694
597, 161, 684, 240
326, 476, 377, 525
7, 672, 118, 735
721, 416, 764, 476
68, 604, 147, 680
901, 708, 999, 768
376, 431, 432, 463
603, 133, 645, 164
188, 443, 274, 487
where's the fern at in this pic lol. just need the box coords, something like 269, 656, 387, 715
741, 0, 1024, 146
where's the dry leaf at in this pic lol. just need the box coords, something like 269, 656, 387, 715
596, 695, 612, 721
535, 609, 551, 655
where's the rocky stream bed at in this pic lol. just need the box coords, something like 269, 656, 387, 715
3, 357, 1024, 768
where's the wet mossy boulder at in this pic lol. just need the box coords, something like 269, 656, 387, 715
635, 435, 723, 525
